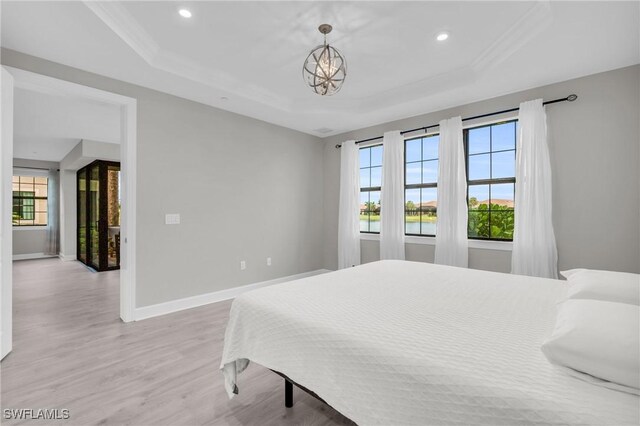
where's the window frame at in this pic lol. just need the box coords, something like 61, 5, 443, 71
404, 132, 440, 237
359, 143, 383, 234
464, 118, 517, 242
12, 175, 48, 227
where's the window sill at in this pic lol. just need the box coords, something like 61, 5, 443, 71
359, 233, 380, 241
13, 226, 48, 231
359, 233, 512, 251
468, 239, 512, 251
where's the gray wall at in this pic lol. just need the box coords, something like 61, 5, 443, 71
12, 158, 59, 256
3, 49, 325, 307
5, 46, 638, 311
58, 169, 76, 260
322, 65, 640, 274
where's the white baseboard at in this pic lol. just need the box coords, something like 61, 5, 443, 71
58, 253, 77, 262
134, 269, 331, 321
12, 253, 57, 261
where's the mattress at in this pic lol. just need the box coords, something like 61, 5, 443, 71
220, 260, 639, 425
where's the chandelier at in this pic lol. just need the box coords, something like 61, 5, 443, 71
302, 24, 347, 96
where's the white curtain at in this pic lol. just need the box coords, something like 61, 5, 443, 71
511, 99, 558, 278
338, 140, 361, 269
434, 116, 468, 267
380, 131, 405, 260
45, 169, 59, 256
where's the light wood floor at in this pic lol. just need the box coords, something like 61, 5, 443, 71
2, 258, 352, 425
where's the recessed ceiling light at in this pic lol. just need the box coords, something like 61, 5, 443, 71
179, 9, 192, 18
436, 32, 449, 42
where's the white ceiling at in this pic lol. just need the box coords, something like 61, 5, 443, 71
13, 85, 121, 162
2, 1, 639, 138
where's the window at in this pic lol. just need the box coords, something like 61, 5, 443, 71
359, 144, 383, 233
404, 134, 439, 236
12, 175, 48, 226
465, 120, 516, 240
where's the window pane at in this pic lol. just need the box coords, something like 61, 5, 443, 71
405, 188, 420, 235
35, 212, 47, 226
369, 191, 381, 213
490, 183, 514, 209
12, 182, 19, 192
370, 145, 383, 167
405, 162, 421, 185
34, 184, 48, 197
34, 176, 47, 185
421, 187, 437, 207
468, 126, 490, 154
370, 166, 382, 187
405, 188, 420, 210
468, 184, 489, 210
359, 148, 370, 168
35, 199, 47, 211
22, 205, 34, 220
468, 153, 490, 180
12, 176, 19, 183
20, 181, 34, 193
492, 150, 515, 179
422, 135, 439, 160
369, 216, 380, 233
367, 189, 380, 233
468, 211, 490, 238
405, 138, 421, 163
492, 121, 516, 151
359, 168, 370, 188
490, 211, 514, 240
360, 212, 370, 232
422, 160, 438, 184
360, 191, 370, 212
421, 187, 437, 236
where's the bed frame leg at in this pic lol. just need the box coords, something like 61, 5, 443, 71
285, 379, 293, 408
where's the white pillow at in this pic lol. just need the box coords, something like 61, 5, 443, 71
542, 299, 639, 392
561, 268, 640, 306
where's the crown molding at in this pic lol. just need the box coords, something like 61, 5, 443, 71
83, 1, 553, 122
83, 1, 292, 111
84, 1, 159, 64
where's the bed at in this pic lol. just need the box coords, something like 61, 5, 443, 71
220, 260, 639, 425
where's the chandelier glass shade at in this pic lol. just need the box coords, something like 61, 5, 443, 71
302, 24, 347, 96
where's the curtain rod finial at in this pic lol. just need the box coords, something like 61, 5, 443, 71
335, 144, 342, 149
567, 94, 578, 102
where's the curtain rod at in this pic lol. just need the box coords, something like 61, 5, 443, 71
334, 94, 578, 149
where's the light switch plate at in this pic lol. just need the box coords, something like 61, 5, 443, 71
165, 213, 180, 225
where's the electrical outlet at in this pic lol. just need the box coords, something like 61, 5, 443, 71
267, 257, 272, 266
240, 260, 246, 270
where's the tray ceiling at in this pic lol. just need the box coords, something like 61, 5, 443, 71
2, 1, 638, 137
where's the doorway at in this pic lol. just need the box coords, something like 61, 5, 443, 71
1, 66, 138, 362
77, 160, 121, 271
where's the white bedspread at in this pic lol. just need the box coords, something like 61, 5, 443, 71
220, 260, 639, 425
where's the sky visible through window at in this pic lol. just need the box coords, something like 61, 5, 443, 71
359, 120, 516, 239
405, 134, 439, 235
359, 145, 383, 232
467, 120, 517, 240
